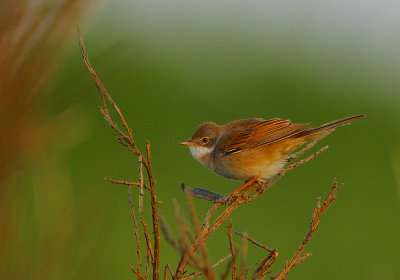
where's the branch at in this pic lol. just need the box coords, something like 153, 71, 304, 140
140, 217, 154, 263
181, 254, 233, 280
250, 250, 278, 280
273, 178, 343, 280
105, 177, 151, 191
129, 264, 146, 280
128, 186, 142, 275
145, 142, 161, 280
78, 27, 161, 280
159, 216, 179, 252
226, 221, 236, 280
234, 231, 274, 253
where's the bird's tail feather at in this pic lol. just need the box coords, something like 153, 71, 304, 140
297, 114, 365, 139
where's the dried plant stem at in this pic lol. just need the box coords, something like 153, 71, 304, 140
287, 130, 332, 161
164, 264, 174, 280
129, 264, 146, 280
273, 179, 343, 280
105, 177, 151, 191
187, 195, 215, 280
181, 254, 233, 280
78, 28, 160, 280
238, 232, 248, 279
145, 142, 161, 280
159, 216, 179, 252
234, 232, 274, 253
226, 221, 237, 280
250, 250, 278, 280
138, 154, 144, 214
140, 217, 155, 263
128, 186, 142, 274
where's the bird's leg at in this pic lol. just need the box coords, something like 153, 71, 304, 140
226, 177, 258, 204
254, 179, 267, 194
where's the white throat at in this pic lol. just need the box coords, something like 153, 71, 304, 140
189, 146, 214, 166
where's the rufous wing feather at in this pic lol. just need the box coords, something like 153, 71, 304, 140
221, 118, 309, 154
220, 114, 365, 155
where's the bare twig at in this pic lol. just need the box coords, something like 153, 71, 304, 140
287, 130, 333, 161
234, 232, 274, 253
186, 195, 215, 280
250, 250, 278, 280
237, 232, 248, 280
144, 141, 161, 280
105, 177, 151, 191
273, 179, 343, 280
181, 254, 233, 280
140, 217, 154, 263
173, 200, 191, 254
138, 154, 144, 214
164, 264, 174, 280
129, 264, 146, 280
284, 145, 329, 172
159, 216, 179, 252
220, 258, 232, 280
128, 186, 142, 275
78, 27, 138, 153
226, 221, 236, 280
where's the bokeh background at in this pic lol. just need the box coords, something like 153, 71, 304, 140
1, 0, 400, 279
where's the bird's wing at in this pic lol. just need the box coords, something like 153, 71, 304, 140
221, 118, 308, 155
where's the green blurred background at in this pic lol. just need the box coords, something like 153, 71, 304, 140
1, 0, 400, 279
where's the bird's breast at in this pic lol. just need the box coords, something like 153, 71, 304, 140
212, 143, 287, 180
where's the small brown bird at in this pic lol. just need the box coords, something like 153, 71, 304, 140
180, 115, 364, 181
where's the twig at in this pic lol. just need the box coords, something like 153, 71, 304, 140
164, 264, 173, 280
234, 232, 274, 253
159, 216, 179, 252
250, 250, 278, 280
128, 186, 142, 275
145, 141, 161, 280
273, 179, 343, 280
287, 130, 333, 161
78, 27, 138, 152
105, 177, 151, 191
145, 243, 151, 280
220, 258, 232, 280
237, 232, 248, 280
129, 264, 146, 280
284, 145, 329, 172
186, 194, 215, 280
138, 154, 144, 214
140, 216, 155, 263
226, 220, 236, 280
173, 200, 191, 254
181, 254, 233, 280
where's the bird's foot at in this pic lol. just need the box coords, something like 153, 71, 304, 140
226, 178, 258, 204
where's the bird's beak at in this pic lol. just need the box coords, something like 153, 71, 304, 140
179, 140, 195, 146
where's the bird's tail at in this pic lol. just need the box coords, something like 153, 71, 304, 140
297, 114, 365, 140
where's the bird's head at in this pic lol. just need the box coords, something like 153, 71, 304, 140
179, 122, 220, 164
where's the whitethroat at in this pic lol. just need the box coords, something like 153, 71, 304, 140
180, 115, 364, 181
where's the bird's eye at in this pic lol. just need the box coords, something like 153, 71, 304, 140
201, 137, 209, 144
